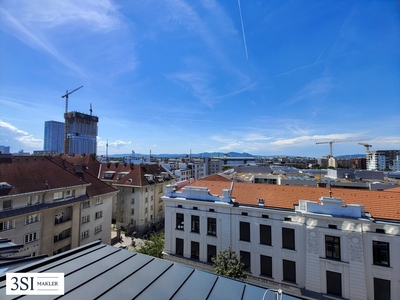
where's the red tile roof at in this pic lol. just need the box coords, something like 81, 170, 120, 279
99, 163, 173, 186
0, 156, 116, 198
188, 177, 400, 221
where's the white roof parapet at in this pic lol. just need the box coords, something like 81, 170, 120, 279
164, 185, 232, 203
296, 196, 365, 218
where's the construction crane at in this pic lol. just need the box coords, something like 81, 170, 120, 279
61, 86, 83, 114
358, 142, 372, 152
61, 86, 83, 154
316, 139, 365, 158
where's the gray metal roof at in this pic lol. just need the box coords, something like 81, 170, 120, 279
0, 240, 302, 300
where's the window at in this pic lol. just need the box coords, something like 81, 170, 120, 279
81, 201, 90, 209
241, 212, 248, 216
376, 228, 385, 234
65, 190, 75, 198
240, 251, 251, 272
284, 217, 292, 221
29, 195, 40, 205
53, 191, 63, 200
26, 214, 39, 224
95, 198, 102, 205
326, 271, 342, 297
159, 205, 163, 212
325, 235, 341, 260
191, 215, 200, 233
54, 212, 64, 225
0, 220, 13, 231
282, 260, 296, 283
260, 255, 272, 277
95, 225, 102, 233
240, 222, 250, 242
193, 206, 198, 210
25, 232, 37, 244
207, 245, 217, 263
150, 205, 153, 211
131, 198, 135, 204
81, 230, 89, 239
176, 238, 184, 256
262, 214, 269, 219
132, 188, 135, 193
374, 278, 391, 300
282, 228, 295, 250
328, 224, 337, 229
373, 241, 390, 266
131, 208, 135, 215
191, 241, 199, 260
209, 208, 215, 212
81, 215, 90, 224
207, 218, 216, 236
2, 200, 11, 210
151, 196, 153, 201
95, 211, 103, 219
176, 213, 184, 230
260, 224, 272, 246
144, 207, 148, 214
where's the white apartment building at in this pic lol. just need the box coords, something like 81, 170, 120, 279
99, 163, 173, 235
162, 175, 400, 300
0, 155, 117, 257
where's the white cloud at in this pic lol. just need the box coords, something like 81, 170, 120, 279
100, 139, 132, 149
0, 119, 29, 135
16, 135, 43, 149
271, 133, 357, 146
286, 77, 333, 105
0, 0, 125, 77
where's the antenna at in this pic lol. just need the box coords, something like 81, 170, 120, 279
106, 139, 109, 163
90, 103, 92, 116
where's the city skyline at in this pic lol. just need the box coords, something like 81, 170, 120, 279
0, 0, 399, 157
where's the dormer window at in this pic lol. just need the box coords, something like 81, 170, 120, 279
103, 171, 115, 179
117, 172, 129, 179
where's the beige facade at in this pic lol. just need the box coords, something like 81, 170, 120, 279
0, 186, 115, 257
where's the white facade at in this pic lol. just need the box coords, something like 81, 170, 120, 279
367, 152, 386, 171
163, 185, 399, 300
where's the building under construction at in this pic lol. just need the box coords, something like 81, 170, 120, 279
64, 111, 98, 155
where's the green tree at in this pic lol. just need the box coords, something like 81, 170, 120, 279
212, 247, 247, 280
136, 232, 164, 258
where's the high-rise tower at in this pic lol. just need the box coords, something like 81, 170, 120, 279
44, 121, 64, 153
64, 112, 98, 155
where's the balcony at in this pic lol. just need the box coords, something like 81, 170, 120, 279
54, 219, 72, 231
53, 236, 71, 251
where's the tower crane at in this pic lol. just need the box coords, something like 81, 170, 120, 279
358, 142, 372, 152
61, 86, 83, 154
315, 139, 366, 158
61, 86, 83, 114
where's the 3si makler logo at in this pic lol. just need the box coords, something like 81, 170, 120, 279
6, 273, 64, 295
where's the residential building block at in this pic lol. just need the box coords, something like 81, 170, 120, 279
162, 174, 400, 299
0, 154, 117, 257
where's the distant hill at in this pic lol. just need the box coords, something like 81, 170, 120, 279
105, 152, 366, 159
336, 154, 366, 158
106, 152, 254, 158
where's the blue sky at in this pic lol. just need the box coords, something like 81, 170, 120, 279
0, 0, 399, 157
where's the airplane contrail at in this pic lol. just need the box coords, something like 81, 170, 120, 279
237, 0, 248, 60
